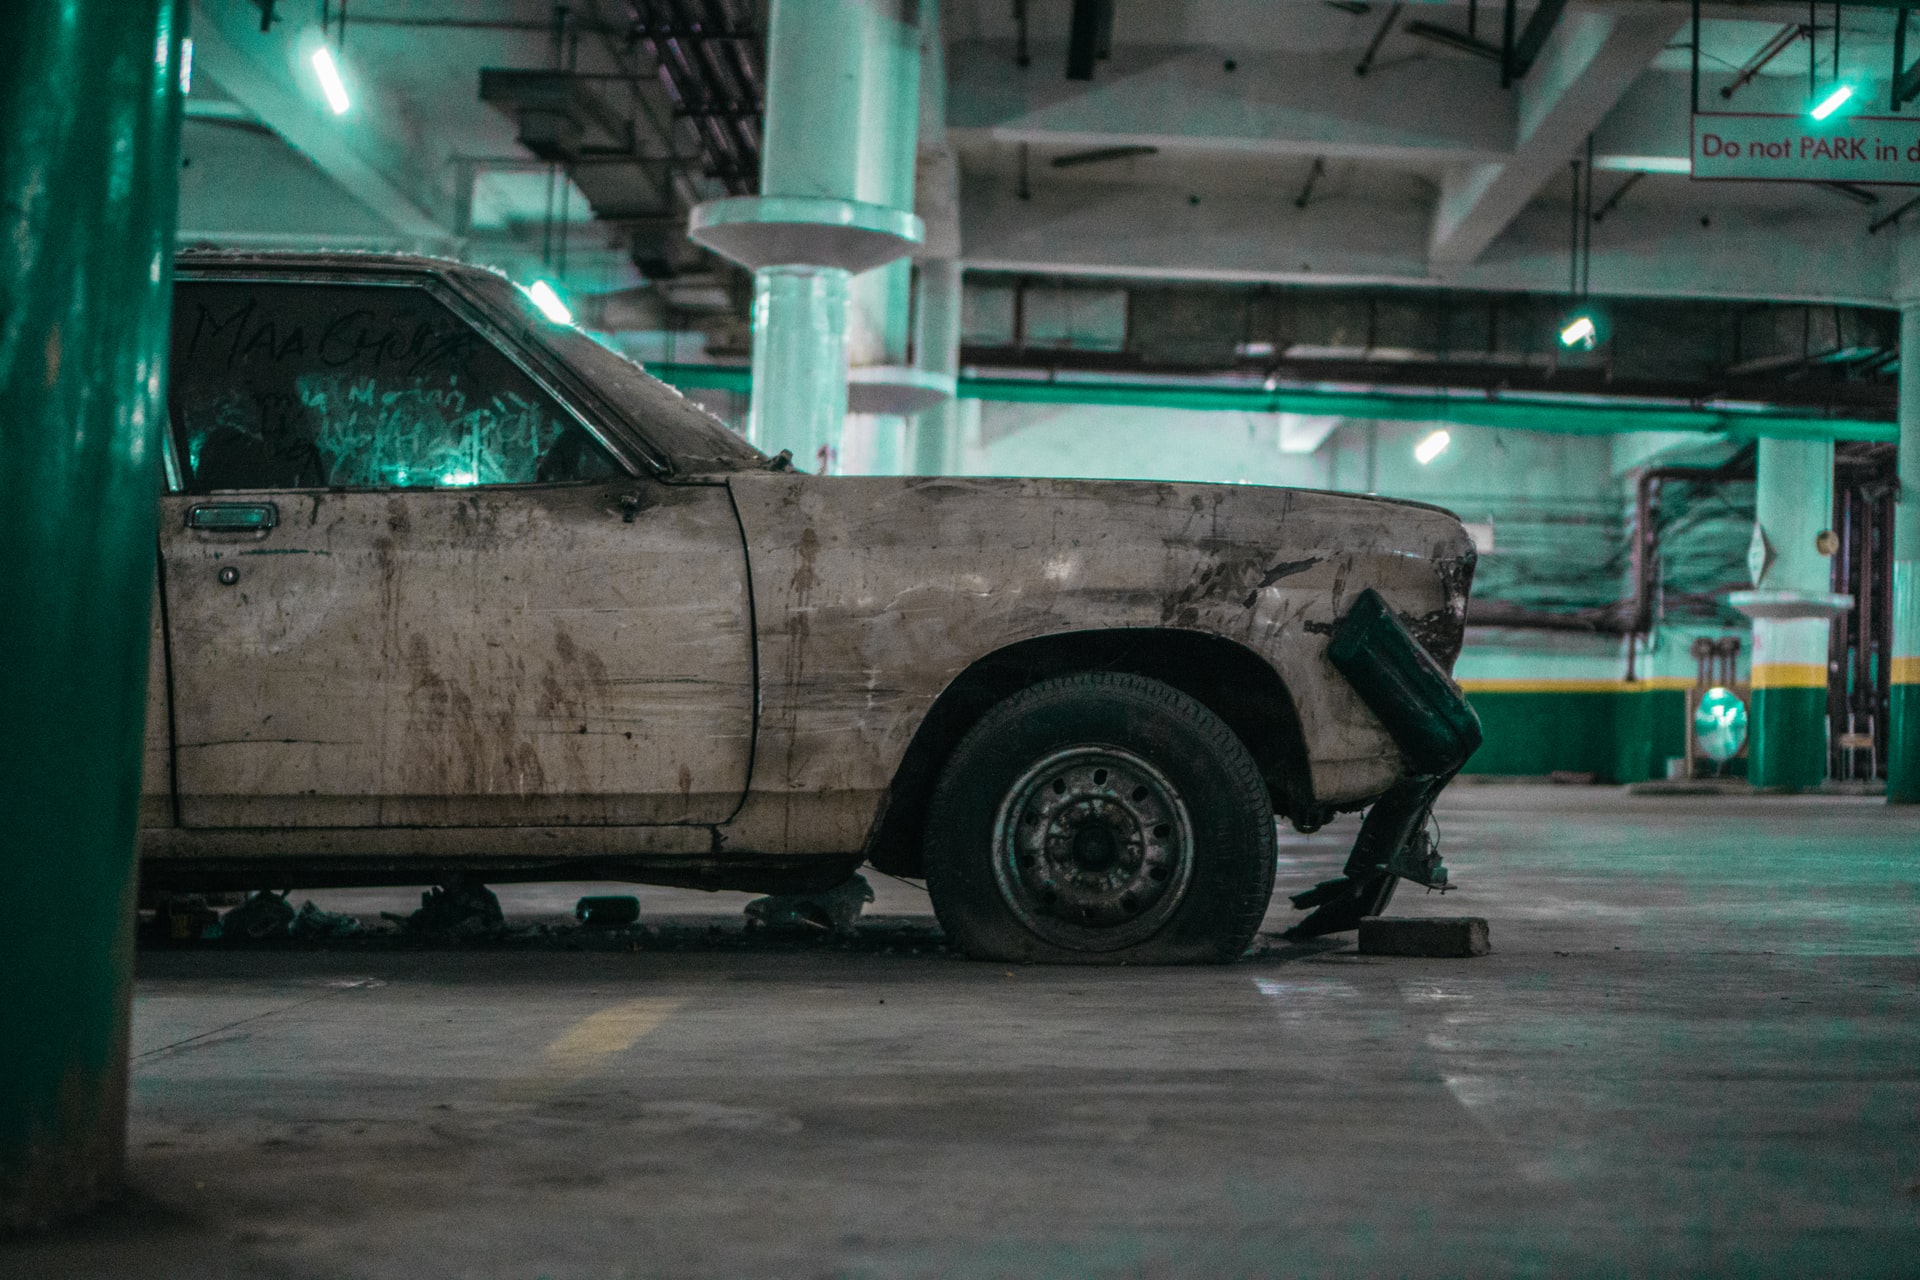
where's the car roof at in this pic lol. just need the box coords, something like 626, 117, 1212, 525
175, 247, 495, 280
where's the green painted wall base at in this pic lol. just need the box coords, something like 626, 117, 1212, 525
1749, 686, 1829, 791
1888, 684, 1920, 804
1461, 690, 1688, 783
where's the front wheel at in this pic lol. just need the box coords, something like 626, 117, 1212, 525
924, 672, 1278, 964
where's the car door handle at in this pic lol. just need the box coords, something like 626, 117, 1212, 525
187, 502, 279, 532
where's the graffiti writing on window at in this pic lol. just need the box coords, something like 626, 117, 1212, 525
170, 282, 616, 490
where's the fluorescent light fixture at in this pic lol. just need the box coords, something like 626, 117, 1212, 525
1236, 340, 1276, 358
1559, 314, 1597, 348
526, 280, 573, 324
1414, 429, 1451, 465
180, 37, 193, 93
1810, 84, 1852, 121
311, 46, 350, 115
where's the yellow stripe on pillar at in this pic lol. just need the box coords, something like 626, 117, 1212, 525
1892, 656, 1920, 685
1751, 663, 1828, 689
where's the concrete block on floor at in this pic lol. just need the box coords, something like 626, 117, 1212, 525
1358, 916, 1491, 957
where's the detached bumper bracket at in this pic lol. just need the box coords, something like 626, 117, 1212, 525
1285, 589, 1482, 940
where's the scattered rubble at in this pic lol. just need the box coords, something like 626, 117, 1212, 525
137, 873, 953, 955
154, 894, 220, 941
291, 900, 363, 940
384, 877, 506, 940
575, 895, 641, 928
216, 891, 296, 941
1358, 916, 1491, 958
744, 874, 874, 936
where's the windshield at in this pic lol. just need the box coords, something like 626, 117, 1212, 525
460, 270, 767, 474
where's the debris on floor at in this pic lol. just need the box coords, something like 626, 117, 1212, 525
149, 894, 219, 942
744, 874, 874, 936
134, 881, 949, 955
385, 878, 506, 940
1357, 916, 1491, 958
574, 895, 641, 928
290, 900, 364, 940
215, 890, 297, 941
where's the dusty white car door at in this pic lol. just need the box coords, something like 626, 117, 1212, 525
158, 273, 754, 828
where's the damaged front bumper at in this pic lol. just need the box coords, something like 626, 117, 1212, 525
1286, 588, 1482, 939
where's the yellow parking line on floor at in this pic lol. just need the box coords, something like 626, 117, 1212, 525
543, 997, 683, 1074
500, 997, 683, 1101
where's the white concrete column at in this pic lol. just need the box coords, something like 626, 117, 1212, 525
907, 257, 963, 474
686, 0, 926, 472
1737, 437, 1837, 790
1891, 299, 1920, 801
747, 265, 851, 469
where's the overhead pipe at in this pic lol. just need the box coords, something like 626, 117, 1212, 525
1720, 23, 1810, 102
1627, 452, 1757, 639
1353, 4, 1403, 76
1402, 21, 1501, 62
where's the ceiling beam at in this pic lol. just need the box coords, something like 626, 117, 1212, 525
947, 42, 1514, 165
1427, 8, 1682, 270
189, 0, 453, 242
958, 171, 1891, 303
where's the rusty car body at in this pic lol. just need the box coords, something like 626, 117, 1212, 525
141, 252, 1480, 962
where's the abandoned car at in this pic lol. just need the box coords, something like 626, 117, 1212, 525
141, 252, 1481, 963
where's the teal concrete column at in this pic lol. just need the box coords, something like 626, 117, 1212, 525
1737, 438, 1839, 791
900, 0, 961, 476
687, 0, 925, 472
907, 257, 964, 475
843, 254, 913, 474
841, 0, 922, 474
1, 0, 184, 1231
1891, 304, 1920, 803
748, 266, 851, 470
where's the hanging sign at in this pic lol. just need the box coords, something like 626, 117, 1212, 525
1692, 112, 1920, 184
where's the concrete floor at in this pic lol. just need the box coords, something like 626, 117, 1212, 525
8, 785, 1918, 1278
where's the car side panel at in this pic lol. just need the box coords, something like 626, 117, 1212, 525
141, 580, 174, 828
157, 481, 753, 829
717, 473, 1471, 855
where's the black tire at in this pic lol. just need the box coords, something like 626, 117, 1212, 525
924, 672, 1277, 964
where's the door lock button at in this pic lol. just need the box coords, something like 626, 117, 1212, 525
217, 566, 240, 586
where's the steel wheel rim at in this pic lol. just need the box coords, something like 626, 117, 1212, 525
990, 745, 1196, 951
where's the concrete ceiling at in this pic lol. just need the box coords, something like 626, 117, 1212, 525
947, 1, 1920, 303
178, 0, 1920, 308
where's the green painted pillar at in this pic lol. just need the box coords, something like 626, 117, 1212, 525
1741, 438, 1838, 791
1891, 304, 1920, 803
1, 0, 184, 1231
687, 0, 925, 472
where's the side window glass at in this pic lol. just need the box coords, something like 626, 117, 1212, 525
168, 280, 621, 491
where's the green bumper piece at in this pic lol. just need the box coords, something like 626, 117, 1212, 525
1325, 587, 1483, 776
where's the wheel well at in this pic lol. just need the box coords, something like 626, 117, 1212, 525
863, 629, 1313, 877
